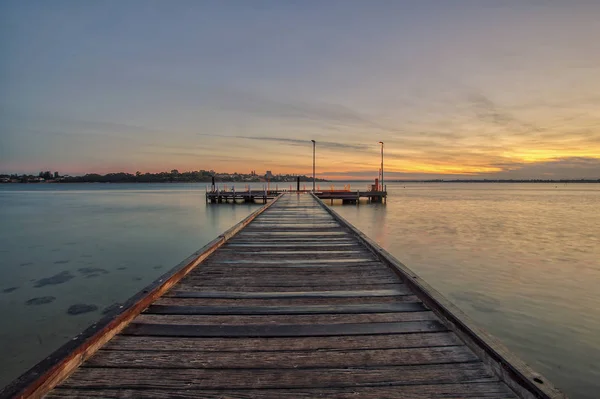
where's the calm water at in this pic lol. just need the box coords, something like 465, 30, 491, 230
0, 183, 599, 398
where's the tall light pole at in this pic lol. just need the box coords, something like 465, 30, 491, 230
378, 141, 384, 191
311, 140, 316, 192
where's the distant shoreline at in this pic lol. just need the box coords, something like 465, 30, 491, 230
2, 180, 599, 184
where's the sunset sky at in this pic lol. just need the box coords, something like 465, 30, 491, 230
1, 1, 599, 180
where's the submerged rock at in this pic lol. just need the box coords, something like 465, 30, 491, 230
67, 304, 98, 315
26, 296, 56, 305
34, 271, 75, 287
2, 287, 19, 293
78, 267, 109, 275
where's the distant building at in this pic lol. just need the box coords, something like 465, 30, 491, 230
265, 171, 273, 179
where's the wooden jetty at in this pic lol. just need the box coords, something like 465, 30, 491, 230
1, 193, 565, 398
206, 189, 386, 204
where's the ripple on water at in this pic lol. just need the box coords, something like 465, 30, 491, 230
53, 260, 70, 264
450, 291, 502, 313
2, 287, 19, 293
34, 271, 75, 288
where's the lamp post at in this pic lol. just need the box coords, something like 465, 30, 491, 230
378, 141, 384, 191
311, 140, 316, 192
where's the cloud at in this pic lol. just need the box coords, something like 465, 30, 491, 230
325, 157, 600, 180
206, 87, 397, 133
195, 133, 371, 152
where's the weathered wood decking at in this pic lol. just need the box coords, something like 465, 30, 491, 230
1, 193, 565, 398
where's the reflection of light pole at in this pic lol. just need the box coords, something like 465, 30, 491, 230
378, 141, 384, 191
311, 140, 316, 191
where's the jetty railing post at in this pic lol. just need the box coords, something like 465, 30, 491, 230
378, 141, 384, 191
311, 139, 316, 192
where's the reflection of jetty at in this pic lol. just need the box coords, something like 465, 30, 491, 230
2, 193, 564, 398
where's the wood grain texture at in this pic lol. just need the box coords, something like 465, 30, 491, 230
103, 332, 463, 352
59, 362, 497, 390
174, 283, 403, 292
144, 302, 426, 315
134, 311, 437, 325
122, 320, 447, 337
85, 346, 478, 369
153, 296, 420, 306
164, 289, 412, 298
47, 382, 516, 398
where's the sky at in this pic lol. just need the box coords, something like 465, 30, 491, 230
1, 1, 599, 180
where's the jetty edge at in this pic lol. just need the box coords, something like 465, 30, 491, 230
311, 192, 566, 399
0, 195, 283, 399
0, 192, 566, 398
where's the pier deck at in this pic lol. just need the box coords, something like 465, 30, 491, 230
206, 189, 386, 204
2, 193, 564, 398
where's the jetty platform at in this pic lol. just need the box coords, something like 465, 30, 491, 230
2, 193, 564, 398
206, 189, 387, 204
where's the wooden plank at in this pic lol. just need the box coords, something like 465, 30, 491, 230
145, 303, 426, 315
212, 249, 371, 256
175, 283, 403, 292
47, 382, 516, 398
178, 276, 399, 286
165, 289, 412, 298
153, 296, 421, 306
104, 331, 463, 352
187, 267, 394, 276
211, 255, 373, 261
195, 262, 385, 270
103, 331, 463, 352
226, 243, 357, 247
135, 312, 437, 325
86, 345, 477, 369
122, 320, 446, 337
57, 363, 496, 390
206, 258, 376, 264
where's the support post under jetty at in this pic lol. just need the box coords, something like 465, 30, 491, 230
1, 193, 565, 399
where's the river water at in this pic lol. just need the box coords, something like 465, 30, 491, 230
0, 182, 598, 398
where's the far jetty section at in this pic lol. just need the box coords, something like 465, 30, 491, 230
206, 178, 387, 204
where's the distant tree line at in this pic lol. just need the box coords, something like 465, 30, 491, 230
1, 170, 326, 183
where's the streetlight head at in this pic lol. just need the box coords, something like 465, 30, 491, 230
378, 141, 384, 144
311, 140, 316, 143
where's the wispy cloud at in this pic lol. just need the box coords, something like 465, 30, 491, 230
195, 133, 371, 152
